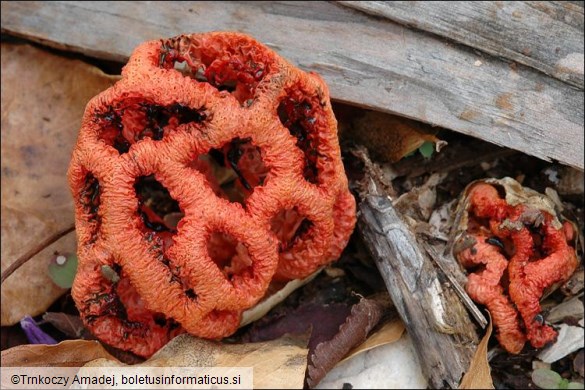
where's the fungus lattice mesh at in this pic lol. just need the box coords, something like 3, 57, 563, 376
68, 32, 356, 357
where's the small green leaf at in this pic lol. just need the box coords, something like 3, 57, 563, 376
100, 265, 120, 283
567, 381, 584, 389
532, 369, 562, 389
48, 254, 78, 288
418, 141, 435, 158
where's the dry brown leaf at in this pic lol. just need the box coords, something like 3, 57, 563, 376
459, 316, 495, 389
339, 110, 440, 163
42, 312, 93, 340
337, 318, 405, 365
307, 297, 384, 388
0, 43, 119, 325
1, 340, 117, 367
84, 333, 309, 389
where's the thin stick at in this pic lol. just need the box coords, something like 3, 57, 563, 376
422, 241, 488, 329
1, 224, 76, 285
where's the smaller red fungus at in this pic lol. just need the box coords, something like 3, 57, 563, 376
507, 212, 578, 348
456, 181, 579, 353
458, 234, 526, 354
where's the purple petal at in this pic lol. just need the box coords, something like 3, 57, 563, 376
20, 315, 57, 345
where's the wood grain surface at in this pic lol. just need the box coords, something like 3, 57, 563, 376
2, 1, 583, 169
358, 194, 478, 388
339, 1, 584, 89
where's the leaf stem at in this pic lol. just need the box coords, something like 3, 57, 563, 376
1, 223, 76, 285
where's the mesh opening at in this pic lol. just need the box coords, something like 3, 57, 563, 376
270, 208, 314, 252
160, 37, 270, 106
134, 175, 183, 233
95, 100, 206, 154
277, 96, 320, 183
191, 137, 268, 205
207, 232, 252, 279
80, 172, 102, 243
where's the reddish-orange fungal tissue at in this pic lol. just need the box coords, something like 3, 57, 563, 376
68, 32, 356, 357
456, 182, 579, 354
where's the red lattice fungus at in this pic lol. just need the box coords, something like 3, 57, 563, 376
68, 32, 356, 357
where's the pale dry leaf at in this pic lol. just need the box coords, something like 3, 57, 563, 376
316, 333, 427, 389
394, 172, 448, 221
84, 333, 309, 389
538, 322, 585, 363
557, 166, 585, 196
0, 43, 119, 325
459, 317, 494, 389
240, 269, 322, 327
562, 268, 584, 296
489, 177, 561, 229
0, 340, 117, 367
337, 318, 405, 365
546, 295, 584, 323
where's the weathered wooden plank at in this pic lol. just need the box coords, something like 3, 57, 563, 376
338, 1, 584, 89
1, 1, 583, 170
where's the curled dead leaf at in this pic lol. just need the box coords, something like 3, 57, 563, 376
459, 315, 494, 389
307, 297, 385, 388
42, 312, 94, 340
337, 318, 405, 365
339, 110, 441, 163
